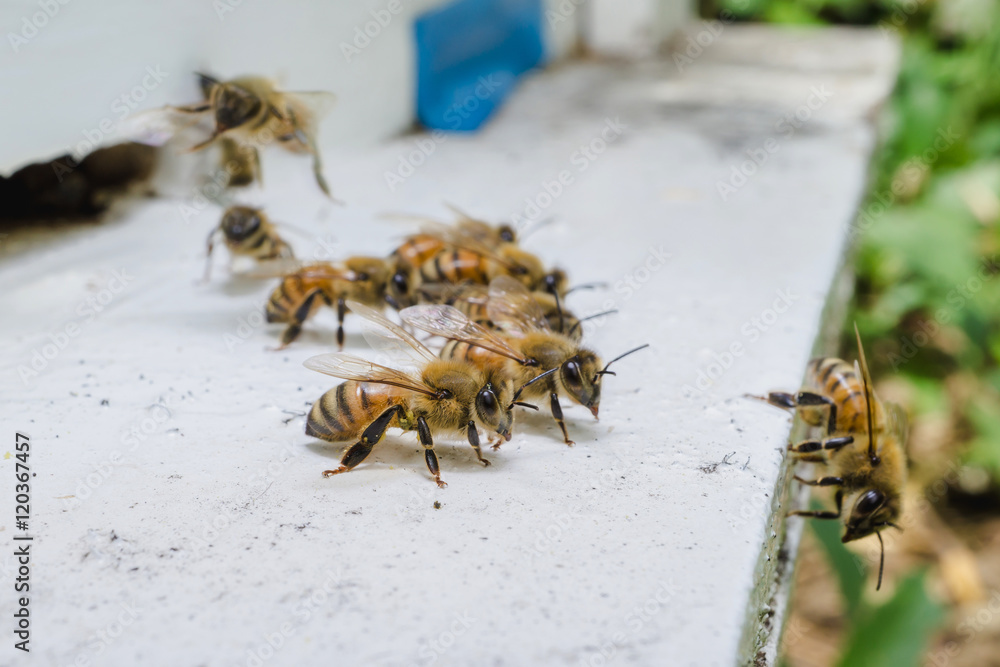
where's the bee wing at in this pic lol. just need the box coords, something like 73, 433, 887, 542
304, 353, 437, 397
885, 401, 909, 445
345, 300, 439, 370
400, 305, 529, 364
284, 91, 338, 123
243, 260, 353, 280
486, 275, 551, 337
118, 106, 212, 147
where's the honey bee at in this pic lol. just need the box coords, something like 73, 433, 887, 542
415, 282, 611, 342
264, 258, 390, 349
175, 74, 336, 197
401, 276, 647, 445
203, 206, 293, 281
757, 325, 906, 590
387, 219, 566, 310
303, 302, 552, 487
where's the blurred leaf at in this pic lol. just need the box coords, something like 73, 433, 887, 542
810, 513, 866, 615
836, 572, 945, 667
966, 401, 1000, 481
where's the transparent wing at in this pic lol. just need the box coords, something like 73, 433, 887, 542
400, 305, 528, 363
345, 300, 438, 371
118, 106, 212, 147
486, 275, 550, 337
303, 353, 435, 397
284, 91, 338, 123
243, 260, 354, 280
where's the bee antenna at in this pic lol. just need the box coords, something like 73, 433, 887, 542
509, 368, 559, 407
875, 531, 885, 591
518, 216, 555, 241
854, 323, 880, 466
554, 290, 565, 333
565, 282, 609, 295
593, 344, 650, 382
567, 309, 618, 338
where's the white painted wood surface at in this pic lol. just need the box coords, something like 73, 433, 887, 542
0, 24, 898, 667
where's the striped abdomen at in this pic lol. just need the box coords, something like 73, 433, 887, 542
228, 227, 292, 261
804, 358, 871, 435
440, 339, 508, 372
306, 381, 403, 442
418, 248, 492, 285
391, 235, 448, 271
265, 273, 328, 323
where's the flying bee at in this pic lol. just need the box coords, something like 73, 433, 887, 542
755, 325, 907, 590
400, 276, 646, 445
303, 301, 551, 487
203, 205, 293, 281
263, 258, 390, 349
172, 73, 336, 197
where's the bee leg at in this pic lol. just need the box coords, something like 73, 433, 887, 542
763, 391, 838, 435
795, 391, 838, 435
336, 296, 347, 350
550, 393, 575, 446
323, 405, 402, 478
417, 416, 447, 488
201, 229, 219, 283
274, 289, 323, 350
466, 421, 491, 466
788, 436, 852, 455
794, 475, 844, 486
789, 490, 844, 520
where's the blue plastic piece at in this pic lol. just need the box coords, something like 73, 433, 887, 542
415, 0, 544, 132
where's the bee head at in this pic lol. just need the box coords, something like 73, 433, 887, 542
842, 489, 900, 543
560, 344, 649, 419
220, 206, 262, 241
475, 374, 515, 440
345, 257, 390, 296
543, 268, 568, 297
214, 82, 262, 132
385, 263, 415, 310
559, 350, 603, 418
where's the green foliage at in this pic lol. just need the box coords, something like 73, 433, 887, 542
835, 571, 945, 667
810, 516, 865, 615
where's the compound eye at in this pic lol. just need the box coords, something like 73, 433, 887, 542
855, 490, 884, 515
477, 387, 498, 415
563, 360, 582, 387
500, 227, 515, 243
392, 272, 408, 294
